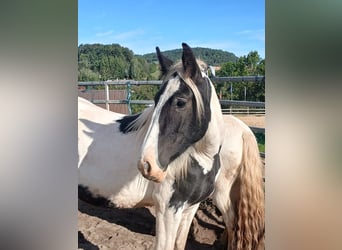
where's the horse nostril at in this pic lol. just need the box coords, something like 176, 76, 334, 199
143, 161, 151, 173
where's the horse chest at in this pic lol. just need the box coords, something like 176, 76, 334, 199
168, 153, 220, 211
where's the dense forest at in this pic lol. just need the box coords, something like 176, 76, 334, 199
78, 44, 155, 81
78, 43, 265, 113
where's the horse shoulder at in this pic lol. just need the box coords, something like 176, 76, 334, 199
222, 115, 253, 135
220, 115, 251, 170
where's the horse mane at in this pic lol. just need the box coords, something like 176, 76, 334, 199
116, 105, 154, 144
129, 106, 154, 141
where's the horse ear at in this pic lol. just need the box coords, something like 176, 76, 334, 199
182, 43, 201, 79
156, 47, 174, 76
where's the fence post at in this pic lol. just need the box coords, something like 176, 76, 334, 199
126, 81, 132, 114
104, 81, 109, 110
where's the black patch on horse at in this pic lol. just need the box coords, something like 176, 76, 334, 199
78, 185, 114, 207
169, 150, 221, 212
117, 113, 141, 134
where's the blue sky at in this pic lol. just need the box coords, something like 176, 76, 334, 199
78, 0, 265, 58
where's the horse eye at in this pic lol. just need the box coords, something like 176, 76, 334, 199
175, 98, 186, 108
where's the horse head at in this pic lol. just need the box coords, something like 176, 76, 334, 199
138, 43, 223, 183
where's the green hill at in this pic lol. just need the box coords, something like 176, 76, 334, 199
142, 47, 238, 66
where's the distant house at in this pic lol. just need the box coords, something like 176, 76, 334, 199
78, 85, 87, 92
208, 66, 222, 77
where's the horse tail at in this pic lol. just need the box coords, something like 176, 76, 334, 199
234, 130, 265, 250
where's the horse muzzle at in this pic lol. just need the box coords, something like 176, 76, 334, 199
138, 156, 167, 183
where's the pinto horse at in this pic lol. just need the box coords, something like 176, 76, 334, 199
78, 43, 265, 250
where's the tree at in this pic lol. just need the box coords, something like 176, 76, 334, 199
256, 59, 265, 75
216, 62, 237, 77
215, 51, 265, 101
246, 51, 261, 74
78, 68, 99, 81
99, 57, 110, 80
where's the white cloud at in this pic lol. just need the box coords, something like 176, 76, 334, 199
80, 29, 146, 47
113, 29, 145, 40
95, 30, 114, 37
237, 29, 265, 41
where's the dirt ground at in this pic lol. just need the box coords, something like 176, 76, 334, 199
233, 114, 265, 128
78, 115, 264, 250
78, 199, 226, 250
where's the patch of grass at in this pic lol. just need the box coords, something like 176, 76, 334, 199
258, 143, 265, 153
253, 132, 265, 153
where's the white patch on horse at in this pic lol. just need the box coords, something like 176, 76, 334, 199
111, 173, 153, 208
190, 152, 213, 175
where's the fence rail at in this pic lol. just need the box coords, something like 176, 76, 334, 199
78, 80, 162, 86
222, 108, 265, 115
92, 99, 153, 105
211, 76, 265, 83
220, 100, 265, 108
